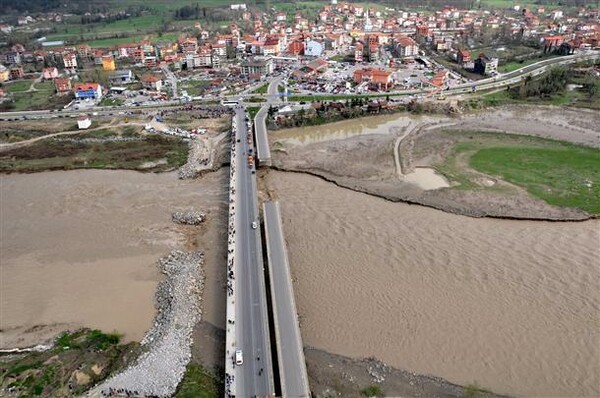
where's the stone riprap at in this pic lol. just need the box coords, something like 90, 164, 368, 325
87, 250, 204, 398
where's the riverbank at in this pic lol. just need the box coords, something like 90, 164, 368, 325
268, 104, 600, 220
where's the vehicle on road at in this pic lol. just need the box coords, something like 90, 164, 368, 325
248, 155, 254, 168
235, 349, 243, 365
251, 221, 258, 229
221, 99, 240, 106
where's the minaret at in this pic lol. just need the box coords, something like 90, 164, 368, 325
365, 9, 372, 31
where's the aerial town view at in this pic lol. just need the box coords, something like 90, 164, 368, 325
0, 0, 599, 397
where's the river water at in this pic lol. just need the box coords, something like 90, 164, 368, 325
266, 170, 599, 397
1, 169, 227, 348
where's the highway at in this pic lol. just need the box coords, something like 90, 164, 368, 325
263, 201, 310, 398
230, 106, 275, 397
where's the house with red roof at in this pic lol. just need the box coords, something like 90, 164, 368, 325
54, 77, 71, 95
73, 82, 102, 100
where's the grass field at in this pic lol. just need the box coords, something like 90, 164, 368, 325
252, 83, 269, 94
7, 80, 60, 111
4, 80, 32, 93
0, 133, 188, 173
435, 131, 600, 214
174, 364, 222, 398
481, 88, 600, 110
180, 80, 212, 96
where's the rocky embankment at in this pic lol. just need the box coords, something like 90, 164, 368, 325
178, 132, 228, 179
171, 210, 206, 225
87, 250, 204, 398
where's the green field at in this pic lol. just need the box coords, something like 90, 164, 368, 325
252, 83, 269, 94
175, 364, 222, 398
0, 133, 188, 173
6, 80, 61, 111
480, 87, 600, 110
4, 80, 32, 93
435, 132, 600, 214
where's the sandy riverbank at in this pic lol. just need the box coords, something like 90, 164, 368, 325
269, 105, 600, 220
0, 169, 228, 349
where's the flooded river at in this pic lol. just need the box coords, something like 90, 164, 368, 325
1, 169, 227, 348
266, 171, 599, 397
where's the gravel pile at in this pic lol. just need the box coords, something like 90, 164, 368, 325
88, 250, 204, 398
172, 210, 206, 225
178, 137, 212, 180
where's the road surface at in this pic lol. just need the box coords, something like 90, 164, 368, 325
263, 201, 310, 398
231, 106, 275, 397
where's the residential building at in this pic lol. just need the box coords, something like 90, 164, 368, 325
54, 77, 72, 95
457, 49, 471, 66
9, 67, 24, 79
63, 52, 77, 68
42, 67, 59, 79
179, 37, 198, 53
0, 64, 9, 82
73, 82, 103, 100
144, 56, 157, 68
4, 52, 21, 65
102, 55, 116, 71
355, 42, 364, 62
241, 56, 274, 79
141, 73, 162, 91
0, 24, 13, 34
474, 53, 498, 75
288, 40, 304, 55
353, 68, 393, 90
110, 69, 134, 84
305, 40, 324, 57
394, 36, 419, 57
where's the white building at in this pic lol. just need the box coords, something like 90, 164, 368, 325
63, 53, 77, 68
77, 116, 91, 129
304, 40, 324, 57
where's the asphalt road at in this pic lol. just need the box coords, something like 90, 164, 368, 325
263, 201, 310, 398
232, 106, 275, 397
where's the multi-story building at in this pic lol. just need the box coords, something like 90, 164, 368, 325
394, 36, 419, 57
4, 52, 21, 65
0, 64, 9, 82
73, 82, 102, 99
354, 42, 364, 62
179, 37, 198, 54
457, 49, 471, 66
102, 55, 116, 71
305, 40, 324, 57
474, 53, 498, 75
241, 56, 274, 79
144, 56, 158, 68
9, 67, 24, 79
141, 73, 162, 91
42, 67, 59, 79
63, 52, 77, 68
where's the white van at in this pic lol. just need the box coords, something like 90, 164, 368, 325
235, 349, 243, 365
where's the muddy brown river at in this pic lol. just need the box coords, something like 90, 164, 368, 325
266, 171, 599, 397
2, 157, 598, 396
1, 169, 227, 348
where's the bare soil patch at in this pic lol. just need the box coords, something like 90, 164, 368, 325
269, 105, 599, 220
